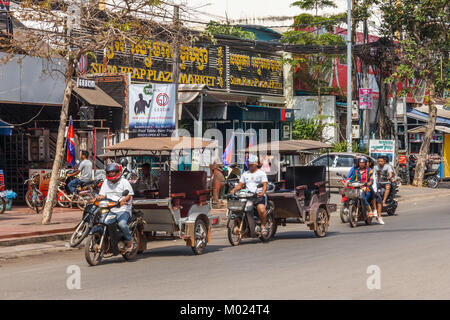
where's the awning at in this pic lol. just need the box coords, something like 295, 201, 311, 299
408, 125, 450, 134
72, 81, 122, 108
0, 119, 13, 136
177, 84, 248, 104
245, 139, 331, 154
106, 137, 218, 153
407, 107, 450, 125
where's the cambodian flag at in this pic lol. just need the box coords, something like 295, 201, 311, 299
66, 116, 76, 167
222, 134, 234, 166
245, 135, 255, 169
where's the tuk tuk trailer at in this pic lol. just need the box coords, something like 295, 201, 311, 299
246, 140, 337, 238
105, 137, 219, 255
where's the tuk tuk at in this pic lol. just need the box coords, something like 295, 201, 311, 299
104, 137, 219, 255
246, 140, 337, 238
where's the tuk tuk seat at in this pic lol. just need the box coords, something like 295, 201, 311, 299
158, 171, 211, 217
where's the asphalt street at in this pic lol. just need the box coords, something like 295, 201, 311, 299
1, 196, 450, 299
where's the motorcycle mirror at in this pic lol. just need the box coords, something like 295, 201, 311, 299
256, 183, 263, 188
122, 190, 130, 197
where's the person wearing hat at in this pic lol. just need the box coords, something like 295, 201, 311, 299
345, 156, 375, 218
230, 154, 269, 236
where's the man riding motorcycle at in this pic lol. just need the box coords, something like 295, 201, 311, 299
374, 156, 393, 206
230, 154, 269, 236
94, 163, 135, 252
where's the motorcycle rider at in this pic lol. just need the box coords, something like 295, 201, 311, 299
67, 151, 93, 194
374, 155, 393, 208
230, 154, 269, 236
95, 163, 135, 252
345, 156, 374, 217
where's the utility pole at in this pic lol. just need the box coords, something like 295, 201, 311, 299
172, 5, 180, 138
346, 0, 352, 152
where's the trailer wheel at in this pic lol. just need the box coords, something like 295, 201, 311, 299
314, 207, 328, 238
191, 218, 207, 255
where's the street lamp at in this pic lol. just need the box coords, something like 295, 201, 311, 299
346, 0, 353, 152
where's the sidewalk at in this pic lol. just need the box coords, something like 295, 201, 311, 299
1, 182, 449, 249
0, 206, 82, 246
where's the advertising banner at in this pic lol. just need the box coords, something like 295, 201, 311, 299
359, 88, 373, 110
129, 83, 176, 137
369, 139, 395, 165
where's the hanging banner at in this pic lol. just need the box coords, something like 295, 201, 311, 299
359, 88, 373, 110
369, 139, 395, 165
128, 83, 176, 137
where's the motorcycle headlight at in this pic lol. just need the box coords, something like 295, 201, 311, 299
100, 208, 109, 214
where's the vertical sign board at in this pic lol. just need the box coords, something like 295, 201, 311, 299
359, 88, 373, 110
369, 139, 395, 165
128, 83, 176, 137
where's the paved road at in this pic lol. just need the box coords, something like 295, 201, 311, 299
1, 196, 450, 300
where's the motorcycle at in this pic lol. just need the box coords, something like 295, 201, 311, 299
56, 169, 97, 210
345, 182, 373, 228
84, 190, 142, 266
226, 183, 276, 245
69, 203, 98, 247
338, 174, 350, 223
402, 157, 439, 188
377, 181, 398, 216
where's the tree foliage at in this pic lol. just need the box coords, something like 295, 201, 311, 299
204, 21, 257, 41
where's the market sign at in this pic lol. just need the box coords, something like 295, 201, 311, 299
87, 38, 284, 96
369, 139, 395, 165
409, 133, 443, 143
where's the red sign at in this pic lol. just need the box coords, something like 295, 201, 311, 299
156, 93, 169, 107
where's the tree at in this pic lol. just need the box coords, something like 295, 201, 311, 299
379, 0, 449, 187
3, 0, 180, 223
282, 0, 345, 141
204, 21, 257, 41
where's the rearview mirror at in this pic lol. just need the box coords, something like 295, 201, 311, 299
257, 183, 264, 188
122, 190, 130, 196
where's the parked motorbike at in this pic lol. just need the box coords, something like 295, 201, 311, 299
401, 157, 440, 188
57, 169, 98, 210
345, 182, 373, 227
226, 183, 276, 245
84, 190, 142, 266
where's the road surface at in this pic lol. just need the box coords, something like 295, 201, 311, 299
1, 196, 450, 299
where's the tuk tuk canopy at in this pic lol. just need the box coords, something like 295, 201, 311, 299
245, 139, 331, 154
106, 137, 217, 155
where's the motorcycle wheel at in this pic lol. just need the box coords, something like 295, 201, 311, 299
57, 191, 70, 208
426, 176, 439, 189
314, 207, 329, 238
191, 218, 208, 255
122, 229, 140, 261
260, 212, 275, 243
340, 204, 349, 223
227, 218, 242, 246
85, 233, 104, 266
387, 207, 397, 216
0, 198, 6, 214
349, 204, 358, 228
69, 220, 90, 247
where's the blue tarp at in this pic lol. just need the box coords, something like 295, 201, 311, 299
0, 119, 12, 136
